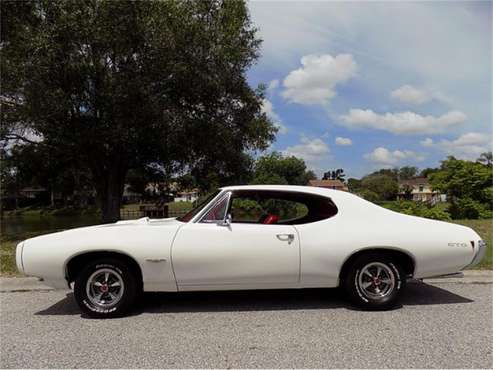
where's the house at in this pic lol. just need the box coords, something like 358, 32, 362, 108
174, 189, 199, 202
122, 184, 142, 204
397, 177, 445, 202
19, 187, 47, 199
308, 179, 349, 191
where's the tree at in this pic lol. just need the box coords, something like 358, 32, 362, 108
323, 168, 345, 181
477, 152, 493, 167
360, 174, 399, 201
1, 143, 93, 208
419, 167, 439, 178
251, 152, 316, 185
398, 166, 418, 180
347, 178, 362, 193
1, 0, 275, 222
429, 156, 492, 203
368, 168, 399, 181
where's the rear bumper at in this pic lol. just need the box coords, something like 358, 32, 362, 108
465, 240, 487, 269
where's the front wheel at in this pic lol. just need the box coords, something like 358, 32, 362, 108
343, 253, 405, 310
74, 258, 138, 318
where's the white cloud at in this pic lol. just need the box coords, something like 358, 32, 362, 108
364, 147, 425, 167
284, 136, 330, 164
335, 136, 352, 146
391, 85, 430, 105
249, 2, 490, 85
421, 132, 492, 160
420, 137, 434, 147
281, 54, 357, 106
248, 2, 491, 134
261, 98, 287, 134
391, 85, 452, 105
340, 109, 467, 135
267, 79, 280, 94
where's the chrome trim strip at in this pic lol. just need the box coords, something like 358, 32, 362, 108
196, 191, 232, 224
189, 190, 226, 223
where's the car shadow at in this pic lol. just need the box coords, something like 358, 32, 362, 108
35, 282, 473, 317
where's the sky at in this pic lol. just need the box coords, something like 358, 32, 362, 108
246, 1, 492, 178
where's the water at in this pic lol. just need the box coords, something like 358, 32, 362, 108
1, 214, 101, 241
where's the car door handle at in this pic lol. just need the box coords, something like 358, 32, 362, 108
276, 234, 294, 244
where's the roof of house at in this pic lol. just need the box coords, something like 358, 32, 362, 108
399, 177, 429, 186
20, 187, 47, 192
308, 179, 346, 187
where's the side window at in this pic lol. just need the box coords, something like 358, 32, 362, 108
257, 198, 308, 223
230, 197, 264, 223
200, 194, 229, 223
230, 192, 314, 225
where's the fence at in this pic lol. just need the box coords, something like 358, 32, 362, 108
120, 205, 189, 220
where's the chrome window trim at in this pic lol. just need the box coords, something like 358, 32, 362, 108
194, 191, 232, 224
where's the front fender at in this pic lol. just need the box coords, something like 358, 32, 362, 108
20, 223, 181, 292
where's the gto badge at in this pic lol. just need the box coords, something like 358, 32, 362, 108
448, 242, 468, 248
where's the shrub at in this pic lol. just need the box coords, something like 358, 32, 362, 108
357, 189, 380, 202
381, 200, 451, 221
421, 207, 452, 221
449, 198, 493, 219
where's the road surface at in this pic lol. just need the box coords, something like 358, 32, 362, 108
0, 282, 492, 368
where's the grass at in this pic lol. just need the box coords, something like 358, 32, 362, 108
453, 219, 492, 270
1, 218, 491, 277
1, 238, 20, 276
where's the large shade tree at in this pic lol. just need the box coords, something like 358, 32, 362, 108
1, 0, 275, 222
251, 152, 316, 185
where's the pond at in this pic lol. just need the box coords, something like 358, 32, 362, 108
1, 214, 102, 241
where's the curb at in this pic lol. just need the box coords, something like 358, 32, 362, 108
0, 277, 57, 293
1, 270, 492, 292
422, 270, 493, 285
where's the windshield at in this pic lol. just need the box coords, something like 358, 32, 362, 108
177, 190, 221, 222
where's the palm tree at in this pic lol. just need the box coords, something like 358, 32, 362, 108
477, 152, 492, 166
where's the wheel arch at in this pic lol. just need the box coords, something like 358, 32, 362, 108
65, 250, 143, 287
338, 246, 416, 286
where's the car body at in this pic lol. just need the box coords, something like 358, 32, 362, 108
16, 185, 486, 316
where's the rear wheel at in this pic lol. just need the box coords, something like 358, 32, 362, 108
343, 253, 405, 310
74, 258, 138, 318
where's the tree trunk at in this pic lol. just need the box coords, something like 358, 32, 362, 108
94, 162, 127, 224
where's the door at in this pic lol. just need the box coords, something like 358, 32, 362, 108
171, 191, 301, 289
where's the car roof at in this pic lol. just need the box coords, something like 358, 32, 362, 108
220, 184, 340, 197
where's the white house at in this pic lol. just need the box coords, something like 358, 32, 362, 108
174, 189, 199, 203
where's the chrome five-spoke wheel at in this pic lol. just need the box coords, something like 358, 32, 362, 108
74, 259, 139, 318
344, 253, 405, 310
85, 268, 125, 308
358, 262, 395, 299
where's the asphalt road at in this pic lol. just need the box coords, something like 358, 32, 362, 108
0, 282, 492, 369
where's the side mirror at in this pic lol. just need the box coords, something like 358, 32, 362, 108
218, 213, 232, 227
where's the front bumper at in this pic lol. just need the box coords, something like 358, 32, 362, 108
15, 242, 25, 274
465, 240, 487, 269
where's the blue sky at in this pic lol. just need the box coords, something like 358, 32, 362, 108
246, 1, 492, 178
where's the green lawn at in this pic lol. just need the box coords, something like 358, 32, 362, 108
453, 219, 492, 270
1, 218, 491, 277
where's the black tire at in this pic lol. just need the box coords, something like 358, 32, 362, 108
343, 253, 406, 310
74, 258, 138, 318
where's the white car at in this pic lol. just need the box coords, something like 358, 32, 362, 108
16, 185, 486, 317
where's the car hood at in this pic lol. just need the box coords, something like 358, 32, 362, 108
22, 217, 183, 247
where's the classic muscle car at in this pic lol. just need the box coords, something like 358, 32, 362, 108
16, 185, 486, 317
